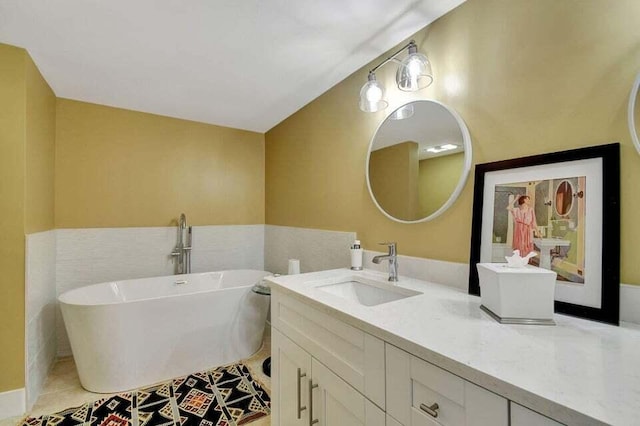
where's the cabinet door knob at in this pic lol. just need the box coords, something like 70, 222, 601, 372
420, 402, 440, 418
297, 368, 307, 419
309, 380, 319, 425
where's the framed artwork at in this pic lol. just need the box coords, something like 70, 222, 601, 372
468, 143, 620, 325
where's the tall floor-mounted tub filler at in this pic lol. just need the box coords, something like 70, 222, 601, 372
170, 213, 192, 274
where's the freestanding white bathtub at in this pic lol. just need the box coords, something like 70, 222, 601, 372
59, 269, 271, 393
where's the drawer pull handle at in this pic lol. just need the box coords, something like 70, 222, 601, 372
309, 380, 319, 425
420, 402, 440, 418
297, 368, 307, 419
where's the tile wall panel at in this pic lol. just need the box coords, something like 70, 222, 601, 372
264, 225, 355, 274
364, 250, 469, 290
190, 225, 264, 272
25, 230, 57, 408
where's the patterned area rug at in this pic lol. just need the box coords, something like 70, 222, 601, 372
22, 362, 270, 426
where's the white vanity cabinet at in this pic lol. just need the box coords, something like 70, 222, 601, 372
266, 268, 632, 425
271, 291, 386, 425
271, 287, 564, 426
385, 344, 508, 426
272, 329, 385, 426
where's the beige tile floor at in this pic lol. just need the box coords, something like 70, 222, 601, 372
3, 327, 272, 426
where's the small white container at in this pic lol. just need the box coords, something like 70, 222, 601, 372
350, 240, 363, 271
288, 259, 300, 275
476, 263, 557, 325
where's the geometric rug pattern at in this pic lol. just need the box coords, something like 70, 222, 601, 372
21, 363, 270, 426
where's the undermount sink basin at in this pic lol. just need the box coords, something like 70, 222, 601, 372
317, 279, 420, 306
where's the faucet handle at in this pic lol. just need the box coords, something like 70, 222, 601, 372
378, 242, 397, 255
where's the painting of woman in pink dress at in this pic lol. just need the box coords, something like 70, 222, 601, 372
507, 195, 539, 257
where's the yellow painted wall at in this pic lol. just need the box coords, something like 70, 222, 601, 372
369, 142, 419, 220
0, 43, 58, 393
25, 55, 56, 234
55, 99, 265, 228
265, 0, 640, 285
418, 152, 465, 217
0, 44, 27, 392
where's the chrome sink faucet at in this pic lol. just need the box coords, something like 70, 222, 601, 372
171, 213, 192, 275
372, 242, 398, 282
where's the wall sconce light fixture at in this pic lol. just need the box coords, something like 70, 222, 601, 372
359, 40, 433, 113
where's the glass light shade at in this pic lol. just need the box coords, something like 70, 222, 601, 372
389, 103, 414, 120
359, 74, 388, 112
396, 51, 433, 92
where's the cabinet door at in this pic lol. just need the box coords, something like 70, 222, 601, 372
272, 328, 312, 426
310, 358, 385, 426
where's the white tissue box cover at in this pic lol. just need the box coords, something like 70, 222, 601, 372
477, 263, 557, 320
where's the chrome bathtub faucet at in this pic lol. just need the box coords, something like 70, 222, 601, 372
372, 242, 398, 282
171, 213, 192, 274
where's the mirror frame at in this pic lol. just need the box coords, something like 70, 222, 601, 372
365, 99, 473, 224
629, 72, 640, 155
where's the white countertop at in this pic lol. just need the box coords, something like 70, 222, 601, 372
267, 268, 640, 426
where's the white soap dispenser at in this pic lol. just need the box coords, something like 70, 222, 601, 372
350, 240, 363, 271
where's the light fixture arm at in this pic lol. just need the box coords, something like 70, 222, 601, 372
369, 40, 417, 74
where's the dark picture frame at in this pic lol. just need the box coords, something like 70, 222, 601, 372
468, 143, 620, 325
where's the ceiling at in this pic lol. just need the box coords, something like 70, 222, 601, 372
0, 0, 465, 133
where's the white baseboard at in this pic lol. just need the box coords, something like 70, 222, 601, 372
0, 387, 25, 420
621, 284, 640, 325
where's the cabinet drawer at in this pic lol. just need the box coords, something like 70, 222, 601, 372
410, 376, 464, 425
411, 352, 465, 425
511, 403, 565, 426
271, 290, 385, 408
386, 344, 508, 426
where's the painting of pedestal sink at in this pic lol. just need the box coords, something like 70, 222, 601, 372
491, 177, 586, 284
469, 144, 619, 324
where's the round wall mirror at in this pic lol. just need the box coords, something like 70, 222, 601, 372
555, 180, 574, 216
629, 72, 640, 155
366, 100, 472, 223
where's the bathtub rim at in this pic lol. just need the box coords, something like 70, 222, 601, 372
58, 269, 272, 307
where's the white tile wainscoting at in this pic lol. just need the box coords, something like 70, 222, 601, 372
621, 283, 640, 325
25, 230, 57, 410
264, 225, 356, 274
364, 249, 470, 290
190, 225, 264, 273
